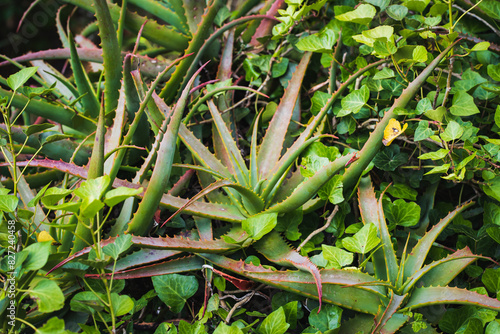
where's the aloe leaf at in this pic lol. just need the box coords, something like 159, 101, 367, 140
266, 153, 354, 213
160, 0, 224, 103
68, 34, 100, 118
59, 0, 189, 51
372, 291, 408, 333
255, 231, 323, 310
160, 180, 262, 226
403, 201, 474, 280
249, 0, 283, 46
358, 176, 390, 282
201, 253, 382, 315
15, 159, 247, 222
127, 0, 189, 35
269, 59, 386, 179
182, 0, 205, 33
0, 90, 93, 137
0, 48, 171, 77
93, 0, 121, 115
207, 100, 250, 187
90, 256, 204, 279
163, 14, 274, 102
127, 63, 210, 235
111, 249, 181, 272
403, 286, 500, 311
342, 41, 459, 193
72, 106, 105, 253
31, 60, 77, 102
257, 52, 312, 179
403, 247, 491, 293
179, 123, 231, 178
49, 233, 242, 274
104, 79, 127, 176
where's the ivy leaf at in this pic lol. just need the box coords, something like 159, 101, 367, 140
385, 199, 421, 227
471, 42, 490, 51
488, 64, 500, 81
110, 293, 134, 316
373, 40, 397, 57
340, 85, 369, 114
322, 245, 353, 269
413, 45, 428, 63
416, 98, 432, 114
104, 187, 143, 207
311, 91, 332, 115
103, 234, 133, 260
296, 29, 337, 53
373, 146, 408, 171
318, 175, 344, 205
70, 291, 105, 314
425, 164, 450, 175
37, 317, 67, 334
387, 5, 408, 20
20, 241, 51, 271
404, 0, 431, 13
258, 307, 290, 334
308, 305, 343, 332
482, 268, 500, 295
418, 149, 449, 160
365, 0, 390, 10
384, 183, 418, 201
152, 274, 199, 314
441, 120, 464, 141
242, 212, 278, 240
342, 223, 380, 254
414, 121, 434, 141
214, 323, 244, 334
336, 4, 376, 25
373, 68, 395, 80
353, 26, 394, 47
30, 280, 65, 313
0, 195, 19, 212
7, 67, 39, 91
450, 91, 480, 116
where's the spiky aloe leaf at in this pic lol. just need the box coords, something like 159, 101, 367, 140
342, 41, 459, 193
93, 0, 121, 115
403, 201, 474, 280
179, 123, 231, 178
402, 247, 490, 294
206, 100, 250, 187
372, 291, 408, 334
72, 105, 105, 253
160, 0, 224, 103
266, 153, 355, 213
403, 286, 500, 311
166, 14, 276, 102
257, 52, 312, 179
0, 48, 171, 77
14, 159, 247, 222
358, 177, 398, 285
358, 176, 390, 282
127, 0, 189, 35
49, 232, 243, 274
269, 59, 386, 180
111, 248, 181, 272
129, 63, 229, 234
202, 253, 383, 315
90, 256, 204, 279
68, 33, 100, 118
59, 0, 189, 51
255, 231, 323, 310
0, 88, 95, 134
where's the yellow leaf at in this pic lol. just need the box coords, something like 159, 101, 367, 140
383, 118, 408, 146
37, 231, 55, 243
